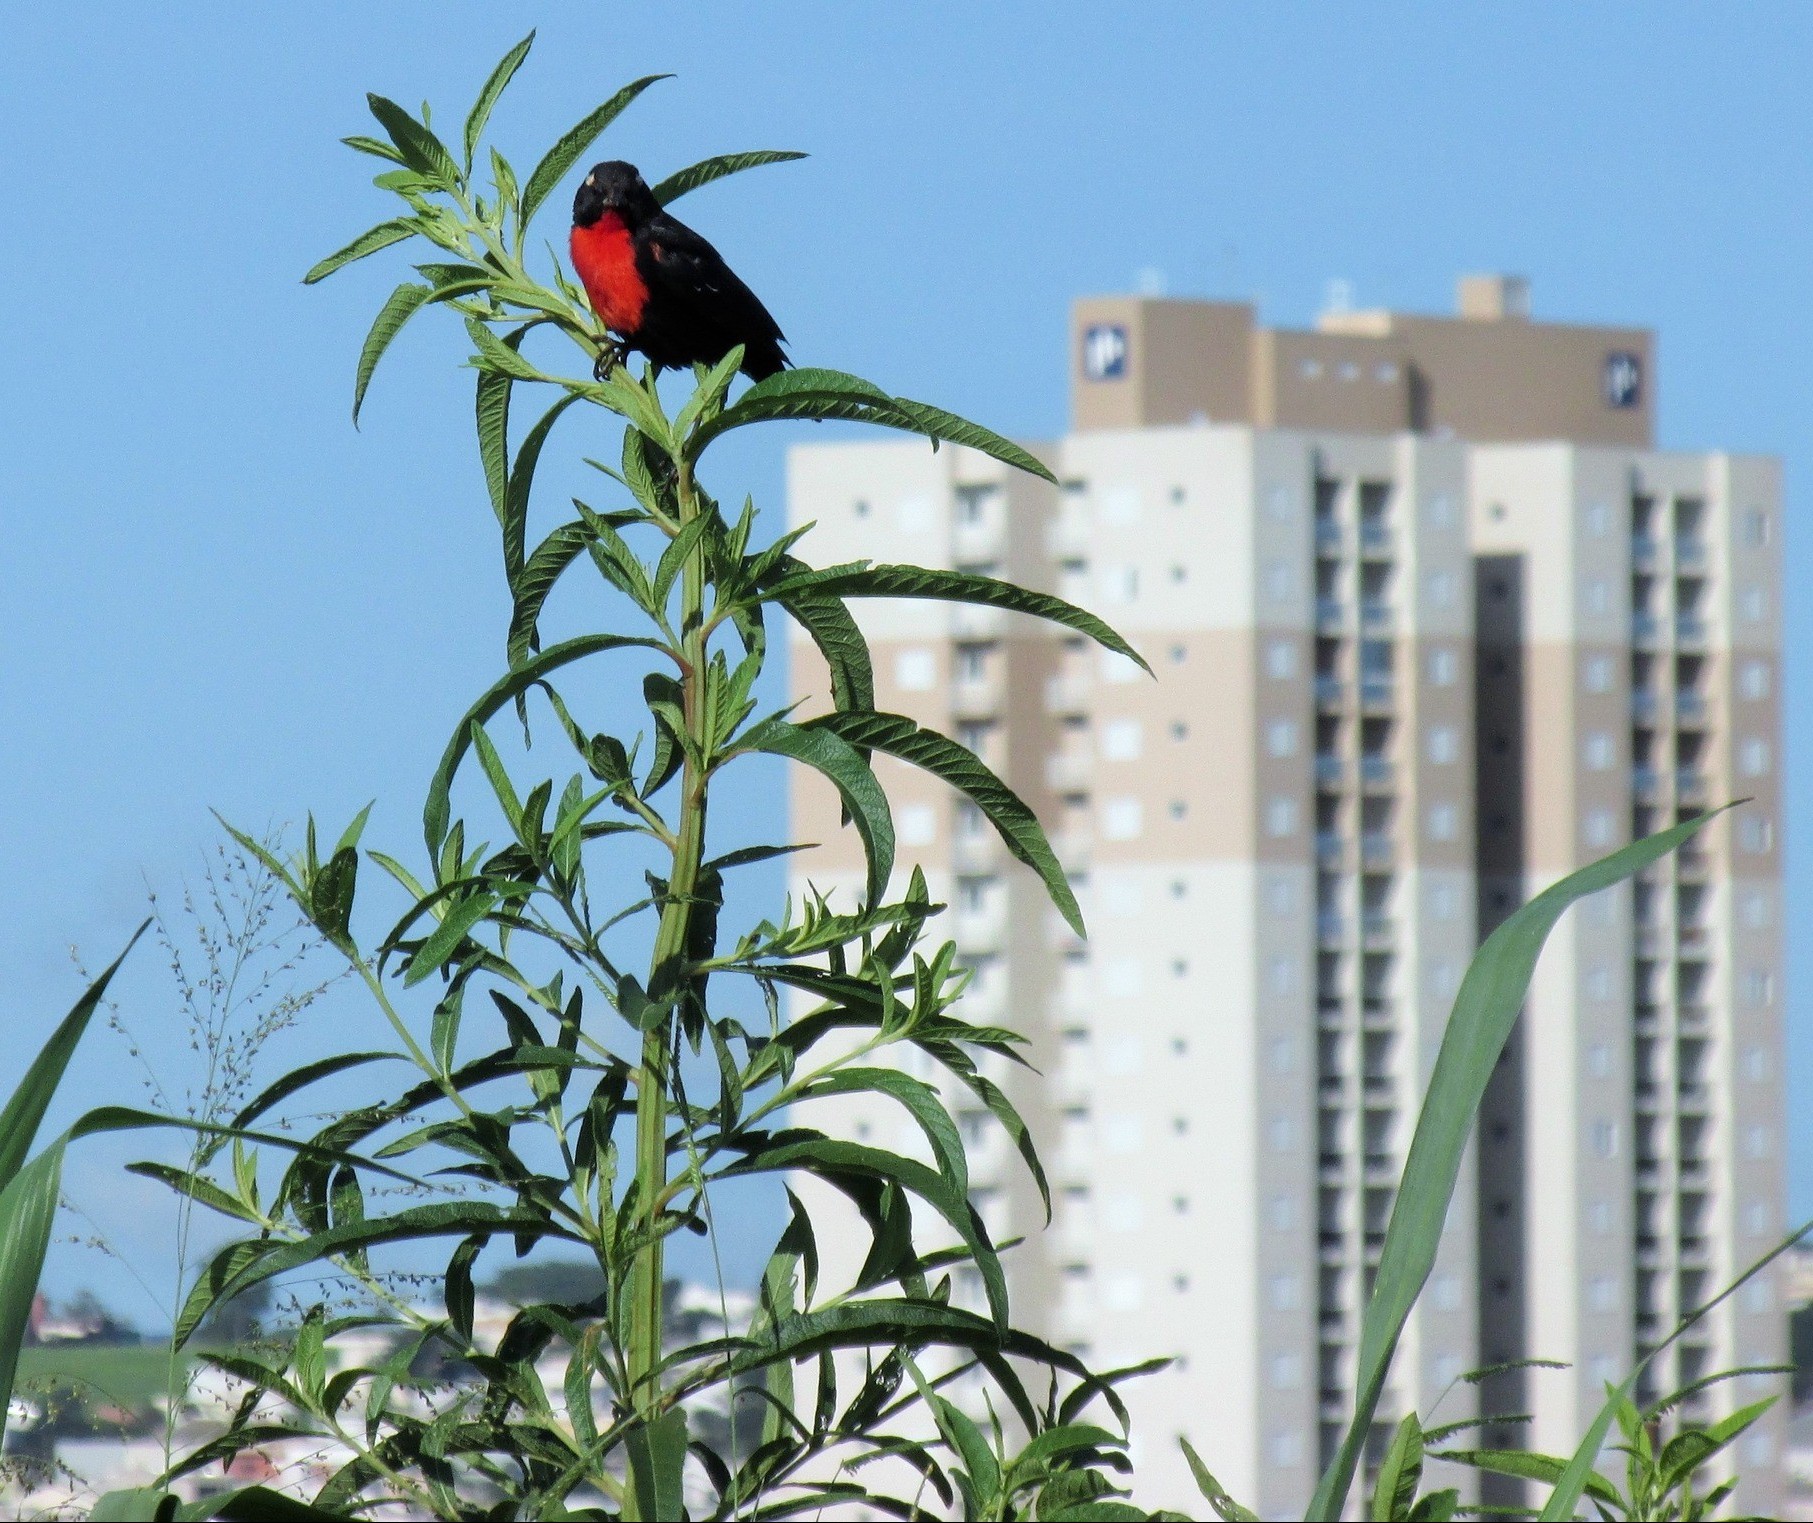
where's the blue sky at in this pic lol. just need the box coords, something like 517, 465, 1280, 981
4, 4, 1811, 1319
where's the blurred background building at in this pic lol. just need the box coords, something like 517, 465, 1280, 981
785, 278, 1784, 1516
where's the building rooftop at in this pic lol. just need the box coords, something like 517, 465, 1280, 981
1071, 275, 1653, 447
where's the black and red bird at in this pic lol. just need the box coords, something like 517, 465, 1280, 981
570, 160, 788, 381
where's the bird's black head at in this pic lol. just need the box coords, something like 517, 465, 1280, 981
573, 161, 657, 229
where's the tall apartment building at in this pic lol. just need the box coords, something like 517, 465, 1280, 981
784, 279, 1784, 1517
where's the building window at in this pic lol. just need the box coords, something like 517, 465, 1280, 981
1268, 1194, 1293, 1230
1428, 647, 1458, 686
1589, 1199, 1615, 1234
1269, 1353, 1302, 1389
898, 805, 936, 845
1266, 798, 1297, 838
1742, 890, 1771, 929
1427, 803, 1458, 842
1740, 816, 1773, 854
1585, 501, 1610, 537
1584, 810, 1615, 848
1269, 1429, 1303, 1468
1265, 562, 1294, 603
1743, 1046, 1770, 1082
1266, 641, 1297, 680
1745, 1200, 1772, 1237
895, 648, 935, 690
1586, 968, 1613, 1002
1588, 1276, 1618, 1312
1266, 1273, 1300, 1311
1586, 1039, 1611, 1074
1583, 577, 1609, 614
1590, 1120, 1619, 1158
1430, 1274, 1461, 1311
1426, 570, 1456, 610
1268, 1035, 1294, 1073
1744, 969, 1775, 1006
1101, 650, 1142, 684
1168, 800, 1188, 821
853, 497, 871, 518
1741, 583, 1767, 622
1427, 726, 1459, 765
955, 642, 993, 682
1104, 565, 1139, 603
1740, 737, 1771, 776
1267, 719, 1298, 757
1745, 508, 1772, 547
1424, 492, 1453, 527
1102, 719, 1142, 760
1268, 957, 1296, 995
1268, 878, 1295, 915
1744, 1124, 1770, 1160
1103, 798, 1143, 840
1429, 883, 1458, 920
1740, 660, 1771, 699
1583, 732, 1614, 770
1584, 654, 1614, 692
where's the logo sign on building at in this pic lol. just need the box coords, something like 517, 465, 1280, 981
1602, 350, 1642, 409
1082, 323, 1129, 382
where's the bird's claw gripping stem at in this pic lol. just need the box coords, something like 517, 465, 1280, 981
593, 339, 627, 382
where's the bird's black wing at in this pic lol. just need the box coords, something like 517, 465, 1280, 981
640, 210, 788, 378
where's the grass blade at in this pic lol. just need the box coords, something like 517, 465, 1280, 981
1307, 808, 1728, 1520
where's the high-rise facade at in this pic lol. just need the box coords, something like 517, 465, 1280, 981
783, 280, 1784, 1516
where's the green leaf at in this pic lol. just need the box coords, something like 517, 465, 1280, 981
352, 281, 435, 425
811, 710, 1082, 935
404, 891, 498, 986
801, 1067, 968, 1197
1537, 1217, 1810, 1520
508, 519, 599, 668
1370, 1413, 1423, 1521
692, 367, 1057, 483
1179, 1437, 1259, 1522
303, 219, 417, 284
739, 718, 893, 906
651, 149, 808, 205
0, 1143, 67, 1434
504, 392, 583, 581
774, 581, 874, 714
424, 633, 664, 853
477, 365, 513, 527
464, 31, 534, 169
366, 93, 461, 186
771, 562, 1148, 669
625, 1407, 688, 1522
0, 925, 143, 1190
1307, 807, 1731, 1522
467, 317, 550, 382
520, 74, 672, 227
90, 1492, 174, 1521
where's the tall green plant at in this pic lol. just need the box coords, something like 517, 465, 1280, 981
114, 36, 1150, 1520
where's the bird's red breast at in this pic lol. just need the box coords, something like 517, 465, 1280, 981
569, 211, 648, 334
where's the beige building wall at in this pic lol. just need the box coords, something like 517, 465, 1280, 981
1470, 444, 1785, 1517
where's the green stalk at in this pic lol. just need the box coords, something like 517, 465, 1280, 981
625, 454, 710, 1438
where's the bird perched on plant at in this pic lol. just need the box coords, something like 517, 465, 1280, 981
570, 160, 788, 382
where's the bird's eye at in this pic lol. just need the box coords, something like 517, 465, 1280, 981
585, 174, 597, 187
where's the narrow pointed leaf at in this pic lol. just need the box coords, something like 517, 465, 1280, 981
477, 366, 513, 526
0, 1142, 66, 1432
504, 391, 583, 580
464, 31, 534, 168
1308, 807, 1732, 1521
352, 281, 434, 424
521, 74, 671, 226
772, 561, 1148, 669
739, 719, 893, 905
0, 925, 144, 1190
366, 93, 461, 185
425, 633, 663, 853
651, 149, 807, 205
303, 219, 417, 284
508, 520, 598, 667
810, 710, 1082, 935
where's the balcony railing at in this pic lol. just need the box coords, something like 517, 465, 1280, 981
1632, 764, 1662, 800
1316, 754, 1344, 789
1316, 831, 1344, 868
1359, 677, 1394, 712
1361, 912, 1394, 950
1674, 537, 1708, 572
1675, 613, 1708, 648
1318, 913, 1345, 949
1676, 768, 1709, 804
1359, 756, 1393, 791
1359, 602, 1393, 635
1315, 518, 1343, 554
1675, 690, 1708, 726
1632, 689, 1660, 725
1632, 611, 1663, 647
1359, 832, 1394, 869
1359, 522, 1393, 557
1316, 675, 1345, 711
1631, 531, 1660, 568
1316, 597, 1345, 633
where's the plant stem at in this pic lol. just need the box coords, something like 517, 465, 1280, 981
626, 455, 711, 1433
